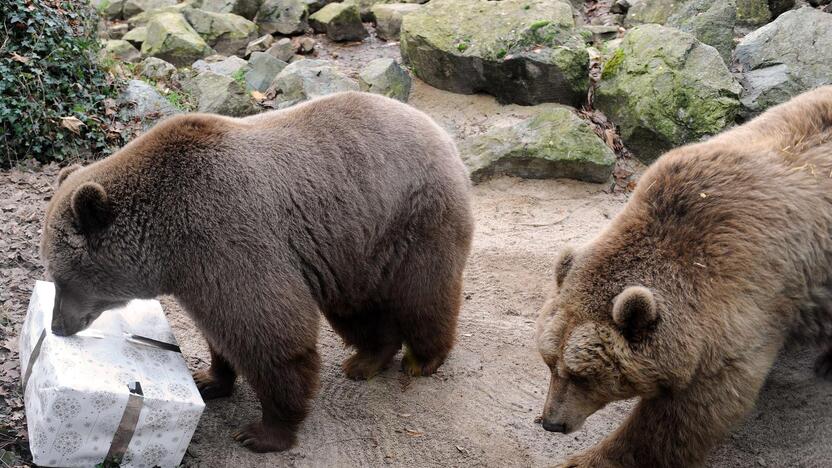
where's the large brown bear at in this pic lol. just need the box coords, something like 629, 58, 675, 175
536, 86, 832, 467
40, 91, 474, 452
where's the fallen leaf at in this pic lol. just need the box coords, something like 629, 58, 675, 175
10, 53, 29, 64
59, 116, 85, 135
251, 90, 266, 101
404, 428, 424, 437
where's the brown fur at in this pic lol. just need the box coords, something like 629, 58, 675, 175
40, 91, 474, 452
536, 86, 832, 467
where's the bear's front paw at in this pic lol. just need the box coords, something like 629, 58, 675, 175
192, 368, 234, 400
232, 421, 296, 452
556, 450, 621, 468
401, 348, 445, 377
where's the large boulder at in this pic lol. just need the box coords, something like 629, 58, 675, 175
400, 0, 591, 106
122, 26, 148, 47
93, 0, 127, 19
735, 7, 832, 116
127, 3, 192, 27
185, 71, 258, 115
666, 0, 736, 63
372, 3, 421, 41
358, 58, 411, 101
123, 0, 179, 19
118, 80, 180, 130
355, 0, 424, 21
200, 0, 263, 19
627, 0, 770, 27
309, 2, 368, 41
99, 39, 142, 63
192, 55, 250, 76
255, 0, 309, 35
183, 8, 259, 56
270, 59, 359, 108
461, 106, 616, 183
245, 52, 288, 91
266, 37, 295, 61
735, 0, 771, 26
139, 57, 178, 81
141, 12, 215, 66
595, 24, 741, 163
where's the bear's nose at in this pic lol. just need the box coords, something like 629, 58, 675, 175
542, 420, 568, 433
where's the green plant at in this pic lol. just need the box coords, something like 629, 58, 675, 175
0, 0, 123, 166
232, 67, 247, 87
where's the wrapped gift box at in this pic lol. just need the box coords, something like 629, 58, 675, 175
19, 281, 204, 468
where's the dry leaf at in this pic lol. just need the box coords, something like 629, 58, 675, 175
59, 116, 85, 135
404, 428, 424, 437
251, 90, 266, 101
10, 52, 29, 64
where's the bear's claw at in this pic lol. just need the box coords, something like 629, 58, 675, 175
192, 368, 234, 400
232, 422, 295, 452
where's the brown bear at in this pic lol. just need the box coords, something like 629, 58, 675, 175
535, 85, 832, 468
40, 91, 474, 452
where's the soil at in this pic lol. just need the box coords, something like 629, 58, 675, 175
1, 21, 831, 468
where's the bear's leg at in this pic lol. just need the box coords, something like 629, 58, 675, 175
232, 345, 320, 452
192, 344, 237, 399
813, 346, 832, 380
327, 309, 402, 380
392, 250, 465, 377
557, 341, 781, 468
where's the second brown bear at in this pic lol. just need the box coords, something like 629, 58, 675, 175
40, 92, 474, 452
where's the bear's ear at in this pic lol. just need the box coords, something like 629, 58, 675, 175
56, 164, 82, 188
71, 182, 113, 233
554, 246, 576, 288
612, 286, 658, 341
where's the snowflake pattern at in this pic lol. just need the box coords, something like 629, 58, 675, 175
54, 431, 82, 455
51, 396, 81, 421
141, 443, 168, 467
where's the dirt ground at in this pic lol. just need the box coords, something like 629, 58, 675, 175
1, 25, 831, 468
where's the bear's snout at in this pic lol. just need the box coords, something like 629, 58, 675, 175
541, 419, 569, 433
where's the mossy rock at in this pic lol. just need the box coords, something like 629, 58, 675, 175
627, 0, 770, 27
595, 24, 741, 163
400, 0, 590, 106
183, 8, 259, 55
309, 2, 368, 41
667, 0, 736, 63
141, 12, 215, 66
461, 106, 616, 183
255, 0, 309, 35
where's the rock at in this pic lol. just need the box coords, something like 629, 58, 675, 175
309, 2, 368, 41
300, 0, 338, 14
107, 22, 130, 39
461, 106, 616, 183
735, 0, 771, 26
200, 0, 263, 19
245, 52, 288, 91
118, 79, 180, 130
141, 12, 215, 66
245, 34, 276, 56
255, 0, 308, 35
667, 0, 736, 63
122, 26, 148, 46
400, 0, 591, 106
99, 39, 142, 63
372, 3, 421, 41
266, 37, 295, 61
192, 55, 250, 77
94, 0, 127, 19
297, 37, 316, 53
127, 3, 192, 27
624, 0, 678, 24
185, 71, 258, 115
354, 0, 424, 21
139, 57, 178, 81
183, 8, 259, 56
735, 7, 832, 116
270, 59, 359, 108
123, 0, 178, 19
358, 58, 411, 101
595, 24, 741, 163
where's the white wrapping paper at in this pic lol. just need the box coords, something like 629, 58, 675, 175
19, 281, 204, 468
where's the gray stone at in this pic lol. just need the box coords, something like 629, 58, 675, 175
298, 37, 316, 53
626, 0, 770, 27
667, 0, 736, 63
371, 3, 421, 41
123, 26, 148, 46
199, 0, 263, 19
126, 3, 192, 27
99, 39, 142, 63
255, 0, 309, 35
595, 24, 742, 163
141, 12, 215, 66
358, 58, 411, 101
139, 56, 178, 81
309, 2, 368, 41
400, 0, 591, 106
94, 0, 127, 20
265, 37, 295, 61
461, 106, 616, 183
270, 59, 359, 108
118, 79, 180, 130
245, 34, 275, 56
245, 52, 288, 91
736, 7, 832, 116
192, 55, 250, 77
185, 71, 258, 115
123, 0, 178, 19
300, 0, 338, 14
183, 8, 259, 56
355, 0, 426, 21
107, 22, 130, 39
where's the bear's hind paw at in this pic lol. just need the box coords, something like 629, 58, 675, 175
401, 348, 445, 377
232, 422, 296, 453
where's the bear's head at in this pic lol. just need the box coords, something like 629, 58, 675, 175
535, 244, 687, 434
40, 164, 155, 336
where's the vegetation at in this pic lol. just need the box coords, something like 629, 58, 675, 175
0, 0, 122, 167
